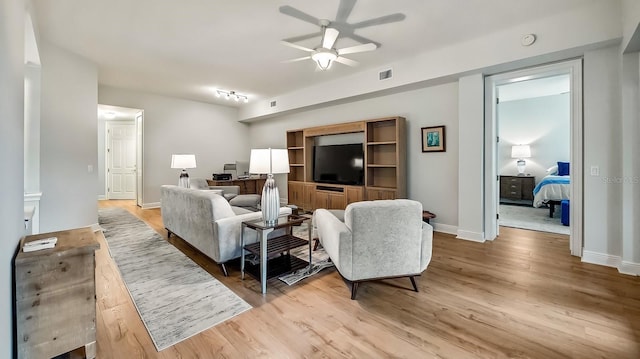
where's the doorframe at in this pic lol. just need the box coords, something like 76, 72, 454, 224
105, 119, 137, 200
135, 111, 144, 207
484, 59, 583, 256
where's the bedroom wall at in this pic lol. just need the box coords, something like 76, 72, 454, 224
98, 86, 250, 206
0, 0, 25, 355
39, 40, 99, 232
247, 82, 460, 233
498, 93, 571, 184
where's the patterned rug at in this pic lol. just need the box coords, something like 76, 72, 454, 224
98, 207, 251, 351
277, 223, 334, 285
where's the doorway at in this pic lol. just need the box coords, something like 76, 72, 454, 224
484, 59, 583, 256
98, 105, 144, 205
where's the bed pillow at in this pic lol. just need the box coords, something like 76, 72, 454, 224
557, 161, 570, 176
546, 165, 558, 175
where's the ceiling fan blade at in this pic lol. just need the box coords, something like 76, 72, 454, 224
282, 56, 312, 64
280, 41, 314, 53
335, 56, 359, 67
322, 28, 339, 49
337, 43, 377, 55
279, 5, 321, 26
351, 13, 406, 29
283, 32, 322, 43
335, 0, 357, 22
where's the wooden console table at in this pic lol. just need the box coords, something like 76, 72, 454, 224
15, 227, 100, 359
207, 177, 266, 195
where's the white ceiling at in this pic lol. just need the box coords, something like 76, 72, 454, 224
32, 0, 598, 107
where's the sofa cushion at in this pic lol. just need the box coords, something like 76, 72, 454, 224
229, 194, 261, 208
231, 206, 254, 215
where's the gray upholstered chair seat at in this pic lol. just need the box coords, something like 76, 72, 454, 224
314, 199, 433, 299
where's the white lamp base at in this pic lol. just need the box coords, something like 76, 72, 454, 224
178, 170, 190, 188
261, 174, 279, 225
516, 159, 526, 176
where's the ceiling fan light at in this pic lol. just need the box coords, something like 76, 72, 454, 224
311, 50, 338, 71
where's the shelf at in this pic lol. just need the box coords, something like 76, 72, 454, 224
367, 141, 396, 146
243, 234, 308, 257
365, 185, 397, 190
289, 163, 304, 167
243, 254, 309, 281
288, 146, 304, 150
367, 164, 397, 168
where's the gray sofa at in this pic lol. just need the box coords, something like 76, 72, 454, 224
189, 178, 261, 211
314, 199, 433, 299
160, 185, 291, 275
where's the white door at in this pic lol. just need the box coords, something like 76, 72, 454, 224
107, 121, 136, 199
135, 111, 144, 206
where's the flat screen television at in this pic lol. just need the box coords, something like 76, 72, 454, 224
313, 144, 364, 185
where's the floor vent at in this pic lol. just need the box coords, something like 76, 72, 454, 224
379, 68, 393, 80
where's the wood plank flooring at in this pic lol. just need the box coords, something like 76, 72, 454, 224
93, 200, 640, 358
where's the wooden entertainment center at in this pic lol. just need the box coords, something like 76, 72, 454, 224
287, 116, 406, 211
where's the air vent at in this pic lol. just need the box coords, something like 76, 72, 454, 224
379, 68, 393, 80
270, 100, 277, 108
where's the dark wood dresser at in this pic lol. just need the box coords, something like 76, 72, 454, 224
500, 175, 535, 205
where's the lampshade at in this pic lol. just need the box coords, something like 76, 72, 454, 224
511, 145, 531, 159
171, 154, 196, 169
249, 149, 290, 174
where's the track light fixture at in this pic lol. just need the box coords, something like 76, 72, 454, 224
215, 89, 249, 103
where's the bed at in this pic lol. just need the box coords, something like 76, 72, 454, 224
533, 175, 570, 217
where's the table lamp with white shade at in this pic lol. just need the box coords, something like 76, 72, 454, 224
171, 154, 197, 188
249, 148, 290, 225
511, 145, 531, 175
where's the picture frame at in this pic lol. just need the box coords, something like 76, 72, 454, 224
421, 125, 446, 152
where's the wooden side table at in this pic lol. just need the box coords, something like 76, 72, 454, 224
422, 210, 436, 224
15, 227, 100, 359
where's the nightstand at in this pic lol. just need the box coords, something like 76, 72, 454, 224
500, 175, 535, 205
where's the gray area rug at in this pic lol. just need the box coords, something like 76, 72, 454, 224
499, 204, 570, 235
98, 207, 251, 351
278, 223, 334, 285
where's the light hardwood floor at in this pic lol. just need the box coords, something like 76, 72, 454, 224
93, 200, 640, 358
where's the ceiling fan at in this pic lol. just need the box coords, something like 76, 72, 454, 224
279, 0, 405, 70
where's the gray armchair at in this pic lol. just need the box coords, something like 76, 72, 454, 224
314, 199, 433, 299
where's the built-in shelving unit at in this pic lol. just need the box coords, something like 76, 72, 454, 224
286, 116, 406, 211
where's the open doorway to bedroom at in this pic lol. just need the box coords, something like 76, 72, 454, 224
484, 59, 583, 257
496, 75, 571, 235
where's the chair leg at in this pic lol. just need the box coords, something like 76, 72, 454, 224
350, 282, 359, 300
220, 263, 229, 277
409, 276, 418, 292
166, 229, 172, 238
313, 239, 320, 251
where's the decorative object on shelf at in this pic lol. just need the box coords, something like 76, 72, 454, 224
511, 144, 531, 175
421, 125, 446, 152
215, 89, 248, 103
171, 154, 197, 188
249, 148, 290, 225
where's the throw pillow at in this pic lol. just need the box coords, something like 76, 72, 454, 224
557, 161, 570, 176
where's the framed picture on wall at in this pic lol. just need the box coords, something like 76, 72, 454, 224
421, 125, 446, 152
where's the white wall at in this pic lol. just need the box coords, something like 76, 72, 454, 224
39, 40, 99, 232
98, 86, 250, 205
498, 93, 571, 183
0, 0, 25, 356
24, 63, 41, 193
248, 82, 460, 230
583, 45, 623, 258
622, 0, 640, 51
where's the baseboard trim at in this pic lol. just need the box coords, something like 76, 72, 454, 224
90, 223, 102, 232
456, 230, 485, 242
619, 261, 640, 276
98, 195, 106, 200
142, 202, 161, 209
582, 250, 640, 276
432, 223, 457, 236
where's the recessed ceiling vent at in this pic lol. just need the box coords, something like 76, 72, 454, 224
379, 68, 393, 80
270, 100, 277, 108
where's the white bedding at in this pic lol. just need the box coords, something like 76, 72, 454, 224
533, 176, 571, 208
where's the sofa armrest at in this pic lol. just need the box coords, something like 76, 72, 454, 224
420, 222, 434, 271
315, 209, 353, 278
